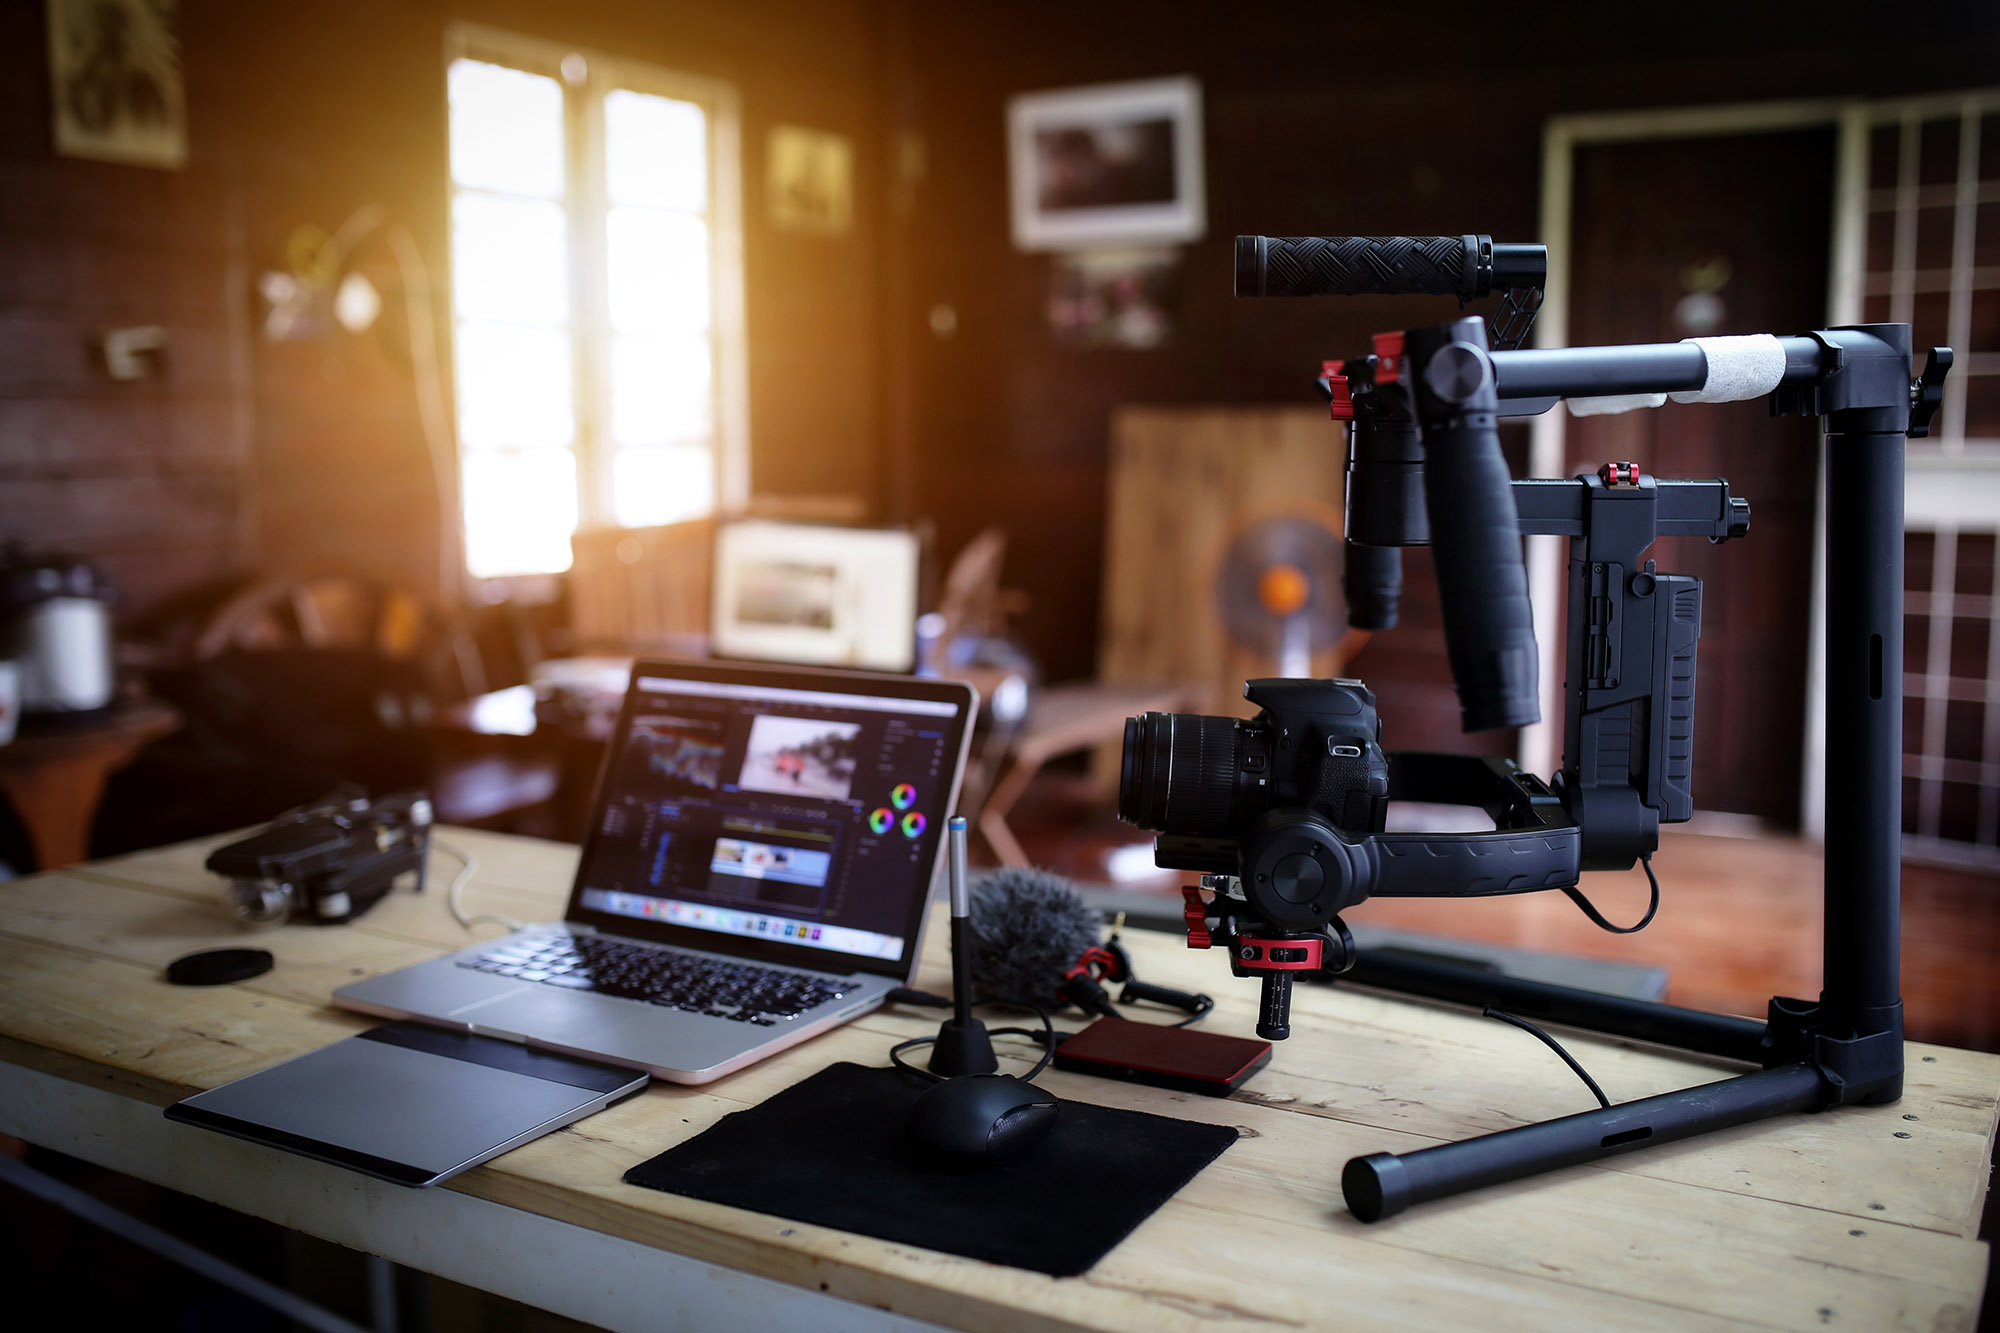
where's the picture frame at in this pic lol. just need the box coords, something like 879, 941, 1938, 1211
1007, 76, 1204, 252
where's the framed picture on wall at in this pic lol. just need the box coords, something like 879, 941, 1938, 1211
1007, 76, 1204, 251
46, 0, 188, 169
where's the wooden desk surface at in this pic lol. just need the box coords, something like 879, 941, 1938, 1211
1, 828, 1994, 1332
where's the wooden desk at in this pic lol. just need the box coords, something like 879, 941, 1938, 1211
0, 829, 1994, 1331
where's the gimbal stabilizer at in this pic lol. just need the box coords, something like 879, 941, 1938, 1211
1192, 234, 1953, 1219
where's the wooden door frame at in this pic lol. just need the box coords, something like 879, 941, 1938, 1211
1528, 98, 1858, 838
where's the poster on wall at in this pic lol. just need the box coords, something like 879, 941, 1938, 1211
767, 125, 854, 235
46, 0, 188, 170
1007, 76, 1203, 251
1048, 247, 1180, 349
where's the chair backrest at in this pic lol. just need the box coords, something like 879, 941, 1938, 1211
932, 526, 1010, 669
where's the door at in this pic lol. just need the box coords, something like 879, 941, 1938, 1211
1565, 128, 1836, 826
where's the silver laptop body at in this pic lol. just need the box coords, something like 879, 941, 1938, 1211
336, 659, 977, 1084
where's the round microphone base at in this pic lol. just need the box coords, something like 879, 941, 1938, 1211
926, 1017, 999, 1077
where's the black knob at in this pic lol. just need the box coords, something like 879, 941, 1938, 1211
1909, 347, 1953, 439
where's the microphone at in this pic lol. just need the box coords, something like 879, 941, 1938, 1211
927, 816, 998, 1076
967, 866, 1111, 1016
969, 867, 1209, 1021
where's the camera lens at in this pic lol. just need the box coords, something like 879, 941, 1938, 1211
1118, 711, 1249, 835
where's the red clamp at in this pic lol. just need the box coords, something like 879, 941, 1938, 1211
1067, 945, 1120, 983
1321, 359, 1354, 422
1371, 331, 1406, 385
1599, 461, 1641, 487
1181, 886, 1211, 950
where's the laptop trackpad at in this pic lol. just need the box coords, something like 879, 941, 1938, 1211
453, 989, 670, 1048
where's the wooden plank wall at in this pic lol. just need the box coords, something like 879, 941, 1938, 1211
1099, 406, 1512, 758
0, 3, 253, 625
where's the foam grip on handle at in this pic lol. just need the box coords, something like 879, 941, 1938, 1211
1237, 235, 1478, 298
1408, 319, 1540, 732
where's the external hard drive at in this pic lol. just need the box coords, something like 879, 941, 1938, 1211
1051, 1018, 1272, 1097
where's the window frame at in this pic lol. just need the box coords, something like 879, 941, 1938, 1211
442, 22, 749, 583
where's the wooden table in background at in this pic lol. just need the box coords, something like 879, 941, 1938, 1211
0, 829, 1995, 1331
0, 700, 178, 870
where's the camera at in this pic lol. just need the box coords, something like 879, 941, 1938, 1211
1119, 680, 1391, 1039
1120, 678, 1389, 844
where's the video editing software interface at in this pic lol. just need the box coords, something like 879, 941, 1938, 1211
574, 675, 960, 967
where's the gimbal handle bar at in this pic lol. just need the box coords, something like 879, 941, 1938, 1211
1235, 235, 1545, 299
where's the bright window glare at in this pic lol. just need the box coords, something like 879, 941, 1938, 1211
613, 444, 714, 528
612, 334, 712, 446
453, 193, 568, 325
463, 448, 580, 577
606, 91, 707, 212
451, 51, 724, 580
607, 208, 708, 335
449, 60, 563, 198
456, 322, 574, 450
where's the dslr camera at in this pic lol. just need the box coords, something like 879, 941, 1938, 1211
1120, 678, 1392, 1038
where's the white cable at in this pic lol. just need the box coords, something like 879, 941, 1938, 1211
435, 837, 524, 934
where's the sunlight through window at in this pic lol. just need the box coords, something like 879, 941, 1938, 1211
447, 43, 732, 580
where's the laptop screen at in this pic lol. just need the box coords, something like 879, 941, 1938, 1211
566, 660, 976, 979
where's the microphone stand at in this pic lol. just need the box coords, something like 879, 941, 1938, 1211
928, 816, 998, 1076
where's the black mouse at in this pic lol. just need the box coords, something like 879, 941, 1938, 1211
906, 1073, 1059, 1165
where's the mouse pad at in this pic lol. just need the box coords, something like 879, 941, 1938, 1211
623, 1061, 1238, 1276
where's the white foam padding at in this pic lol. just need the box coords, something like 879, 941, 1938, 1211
1568, 392, 1667, 417
1669, 334, 1787, 404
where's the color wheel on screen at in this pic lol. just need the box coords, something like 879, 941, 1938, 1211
890, 783, 917, 810
899, 811, 927, 839
868, 808, 894, 835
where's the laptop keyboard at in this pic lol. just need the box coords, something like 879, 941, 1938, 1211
458, 934, 853, 1025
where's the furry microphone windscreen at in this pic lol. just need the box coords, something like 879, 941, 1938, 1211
966, 867, 1101, 1008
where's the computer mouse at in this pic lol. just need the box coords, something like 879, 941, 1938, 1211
906, 1073, 1059, 1165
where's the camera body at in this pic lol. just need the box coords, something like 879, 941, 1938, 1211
1120, 677, 1387, 849
1120, 679, 1393, 1039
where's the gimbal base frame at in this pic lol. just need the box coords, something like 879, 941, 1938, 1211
1336, 325, 1931, 1221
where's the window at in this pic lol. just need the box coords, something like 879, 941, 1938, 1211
445, 26, 745, 579
1843, 90, 2000, 867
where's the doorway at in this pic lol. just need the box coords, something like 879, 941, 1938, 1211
1563, 128, 1836, 824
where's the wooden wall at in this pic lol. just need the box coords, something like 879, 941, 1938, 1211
0, 0, 887, 624
888, 0, 2000, 711
0, 2, 252, 624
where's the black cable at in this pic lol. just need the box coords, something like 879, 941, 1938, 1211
1559, 853, 1661, 934
888, 1004, 1059, 1082
1482, 1006, 1611, 1109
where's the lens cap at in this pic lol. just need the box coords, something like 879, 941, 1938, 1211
166, 948, 274, 986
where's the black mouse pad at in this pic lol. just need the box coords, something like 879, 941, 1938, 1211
623, 1061, 1238, 1276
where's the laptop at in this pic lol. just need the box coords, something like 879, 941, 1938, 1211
335, 658, 977, 1084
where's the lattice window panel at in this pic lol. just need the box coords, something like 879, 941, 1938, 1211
1856, 92, 2000, 866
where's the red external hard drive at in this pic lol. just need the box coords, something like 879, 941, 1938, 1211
1051, 1018, 1273, 1097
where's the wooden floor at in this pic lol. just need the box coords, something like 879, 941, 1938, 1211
1000, 776, 2000, 1054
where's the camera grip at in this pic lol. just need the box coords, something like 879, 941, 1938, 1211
1256, 973, 1293, 1041
1342, 540, 1403, 630
1236, 235, 1479, 298
1409, 320, 1540, 731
